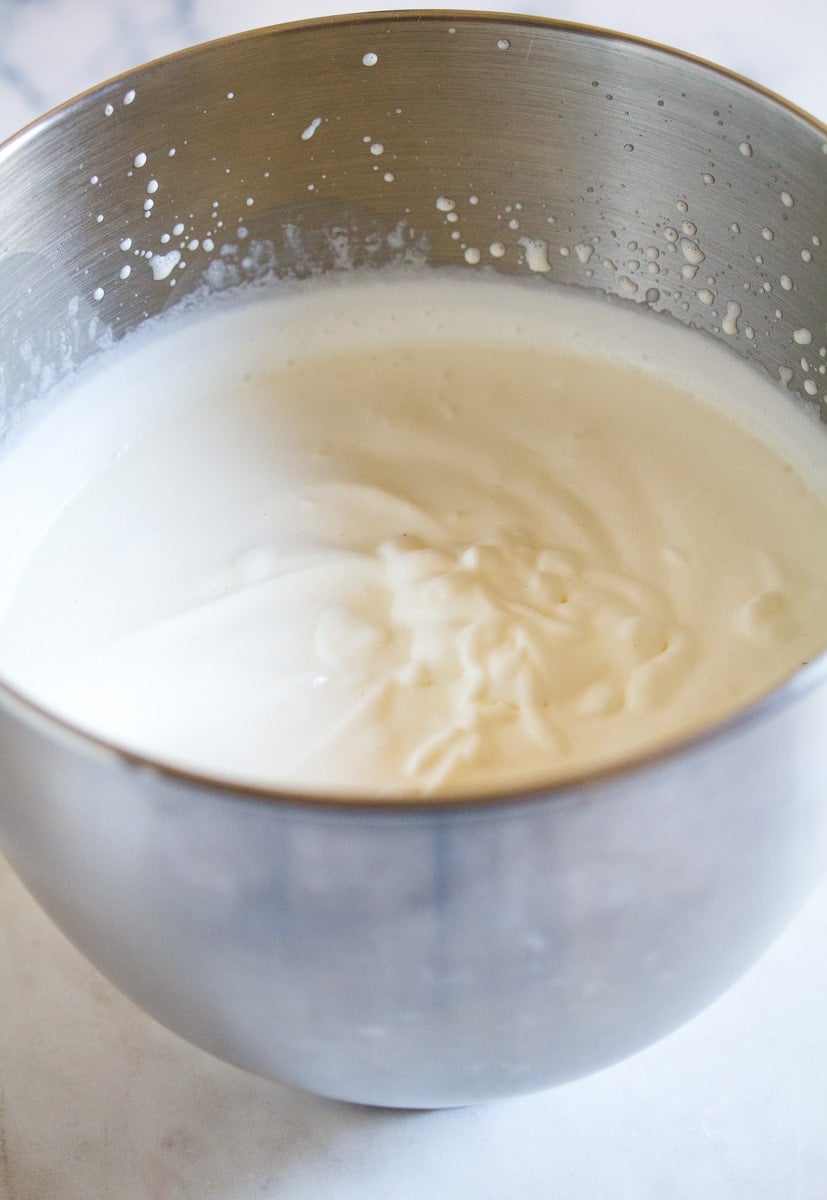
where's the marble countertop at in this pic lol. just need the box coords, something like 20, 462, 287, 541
1, 2, 826, 1197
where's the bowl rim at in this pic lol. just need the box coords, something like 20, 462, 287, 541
1, 7, 826, 812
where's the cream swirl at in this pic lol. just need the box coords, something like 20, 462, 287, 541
308, 534, 691, 792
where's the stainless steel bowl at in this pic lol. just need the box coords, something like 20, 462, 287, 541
0, 12, 826, 1109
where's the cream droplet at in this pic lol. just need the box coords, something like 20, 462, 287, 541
681, 239, 705, 265
722, 301, 741, 335
149, 249, 181, 281
517, 236, 552, 273
301, 117, 323, 141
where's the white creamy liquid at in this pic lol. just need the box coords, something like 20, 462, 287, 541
1, 270, 826, 797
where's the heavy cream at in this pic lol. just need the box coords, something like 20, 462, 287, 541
0, 271, 826, 797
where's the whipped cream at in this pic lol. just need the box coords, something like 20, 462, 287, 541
0, 271, 826, 796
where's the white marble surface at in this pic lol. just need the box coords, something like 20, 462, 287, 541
1, 2, 826, 1197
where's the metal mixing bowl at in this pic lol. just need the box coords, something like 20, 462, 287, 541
0, 12, 826, 1108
